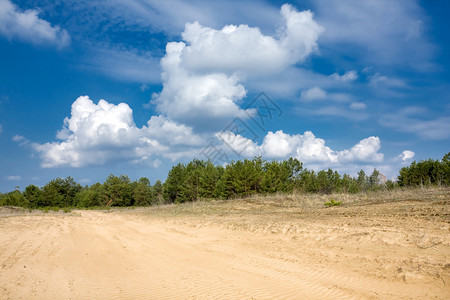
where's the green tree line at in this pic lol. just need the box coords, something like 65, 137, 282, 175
0, 175, 164, 209
162, 157, 388, 203
1, 152, 449, 208
398, 152, 450, 187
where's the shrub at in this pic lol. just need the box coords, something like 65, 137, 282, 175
324, 199, 342, 207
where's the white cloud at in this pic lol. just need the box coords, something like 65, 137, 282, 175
12, 135, 29, 146
28, 4, 326, 168
260, 131, 299, 158
217, 130, 384, 165
399, 150, 415, 161
5, 175, 21, 181
32, 96, 202, 168
153, 42, 249, 128
145, 115, 204, 146
216, 131, 259, 157
31, 95, 384, 169
330, 70, 358, 82
338, 136, 384, 162
151, 4, 323, 129
179, 4, 323, 76
301, 86, 327, 101
0, 0, 70, 48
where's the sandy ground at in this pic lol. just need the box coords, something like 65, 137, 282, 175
0, 188, 449, 299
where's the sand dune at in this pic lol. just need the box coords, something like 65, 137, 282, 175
0, 190, 449, 299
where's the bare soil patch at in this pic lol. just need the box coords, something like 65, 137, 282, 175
1, 188, 449, 299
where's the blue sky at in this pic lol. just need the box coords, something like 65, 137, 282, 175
0, 0, 449, 192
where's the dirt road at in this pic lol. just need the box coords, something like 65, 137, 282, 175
0, 191, 449, 299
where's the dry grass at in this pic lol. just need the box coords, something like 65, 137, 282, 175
131, 186, 449, 215
127, 187, 449, 233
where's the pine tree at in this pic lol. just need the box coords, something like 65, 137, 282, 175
357, 170, 367, 192
163, 163, 186, 203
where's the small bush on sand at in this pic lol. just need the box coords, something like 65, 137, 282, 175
324, 199, 342, 207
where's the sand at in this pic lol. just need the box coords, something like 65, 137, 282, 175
0, 188, 449, 299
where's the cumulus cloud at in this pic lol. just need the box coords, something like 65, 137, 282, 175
179, 5, 323, 76
399, 150, 415, 161
152, 42, 248, 129
145, 115, 204, 146
217, 130, 383, 165
152, 4, 323, 129
330, 70, 358, 82
260, 131, 299, 158
215, 131, 259, 157
28, 4, 328, 168
31, 95, 384, 169
338, 136, 384, 162
32, 96, 202, 168
0, 0, 70, 48
5, 175, 21, 181
301, 86, 327, 101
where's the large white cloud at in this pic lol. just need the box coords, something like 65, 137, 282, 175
180, 4, 323, 76
152, 4, 323, 129
27, 4, 327, 168
0, 0, 70, 48
32, 96, 202, 168
29, 95, 386, 169
152, 41, 249, 128
217, 130, 383, 165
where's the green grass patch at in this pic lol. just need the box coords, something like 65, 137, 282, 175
324, 199, 342, 207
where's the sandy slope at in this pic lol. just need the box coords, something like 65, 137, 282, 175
0, 191, 449, 299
